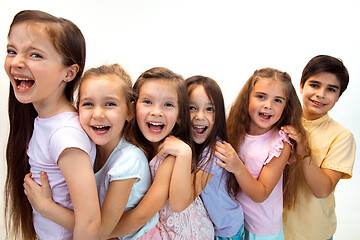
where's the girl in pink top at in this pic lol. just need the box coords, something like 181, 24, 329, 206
4, 10, 100, 240
108, 67, 213, 239
215, 68, 304, 240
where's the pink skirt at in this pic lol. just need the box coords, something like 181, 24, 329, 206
137, 223, 162, 240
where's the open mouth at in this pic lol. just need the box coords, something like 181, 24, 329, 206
193, 125, 208, 135
14, 77, 35, 89
91, 125, 110, 134
147, 122, 164, 133
259, 112, 271, 120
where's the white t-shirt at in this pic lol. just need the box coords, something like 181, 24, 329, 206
95, 137, 158, 240
28, 112, 96, 240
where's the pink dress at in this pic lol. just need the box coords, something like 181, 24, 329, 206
149, 154, 214, 240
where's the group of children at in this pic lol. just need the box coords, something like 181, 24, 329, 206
4, 10, 356, 240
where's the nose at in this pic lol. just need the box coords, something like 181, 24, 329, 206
150, 104, 163, 117
10, 54, 25, 69
264, 99, 272, 110
194, 110, 204, 120
316, 88, 326, 98
93, 106, 104, 120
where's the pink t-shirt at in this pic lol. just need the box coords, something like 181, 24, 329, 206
27, 112, 96, 240
236, 129, 290, 235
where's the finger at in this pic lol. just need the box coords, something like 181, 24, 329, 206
24, 172, 32, 181
214, 151, 228, 163
215, 159, 227, 169
40, 171, 50, 187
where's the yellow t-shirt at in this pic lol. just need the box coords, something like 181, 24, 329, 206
283, 113, 356, 240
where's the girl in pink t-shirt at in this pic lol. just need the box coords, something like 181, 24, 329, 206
109, 67, 214, 239
4, 10, 100, 240
215, 68, 304, 240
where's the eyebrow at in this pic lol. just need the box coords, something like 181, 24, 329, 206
308, 80, 340, 89
254, 91, 286, 101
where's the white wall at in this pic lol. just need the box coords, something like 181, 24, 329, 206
1, 0, 359, 239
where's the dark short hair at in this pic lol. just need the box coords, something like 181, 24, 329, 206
300, 55, 349, 96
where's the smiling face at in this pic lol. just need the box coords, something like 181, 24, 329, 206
248, 78, 287, 135
136, 79, 179, 144
300, 72, 340, 120
4, 22, 72, 114
78, 75, 130, 154
189, 85, 215, 144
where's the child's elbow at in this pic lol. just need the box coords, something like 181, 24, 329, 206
169, 198, 192, 213
313, 190, 332, 199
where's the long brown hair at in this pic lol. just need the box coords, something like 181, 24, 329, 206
124, 67, 193, 161
227, 68, 307, 205
186, 76, 237, 198
5, 10, 86, 240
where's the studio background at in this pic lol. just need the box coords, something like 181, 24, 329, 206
1, 1, 359, 239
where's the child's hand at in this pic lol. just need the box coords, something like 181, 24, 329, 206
23, 172, 54, 216
215, 141, 244, 175
281, 125, 309, 159
157, 136, 192, 159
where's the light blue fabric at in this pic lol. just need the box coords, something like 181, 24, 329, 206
215, 224, 245, 240
244, 227, 284, 240
199, 144, 244, 237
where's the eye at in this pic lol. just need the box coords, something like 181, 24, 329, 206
206, 106, 214, 112
165, 102, 175, 108
30, 53, 42, 58
189, 106, 196, 111
80, 102, 93, 107
309, 83, 319, 88
256, 94, 265, 100
327, 87, 336, 93
7, 49, 16, 55
143, 99, 151, 105
106, 102, 117, 107
274, 99, 283, 104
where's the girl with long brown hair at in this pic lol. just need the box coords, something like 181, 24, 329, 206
215, 68, 305, 239
4, 10, 100, 239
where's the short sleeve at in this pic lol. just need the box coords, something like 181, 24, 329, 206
264, 130, 292, 165
49, 126, 93, 164
108, 147, 149, 183
321, 131, 356, 179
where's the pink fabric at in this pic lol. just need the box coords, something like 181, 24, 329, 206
236, 129, 291, 235
149, 154, 214, 240
28, 112, 96, 240
137, 224, 162, 240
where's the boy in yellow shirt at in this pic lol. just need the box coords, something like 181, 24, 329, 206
282, 55, 356, 240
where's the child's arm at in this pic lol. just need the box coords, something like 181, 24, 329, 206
24, 172, 76, 231
281, 126, 343, 198
156, 136, 194, 212
57, 148, 101, 240
24, 164, 137, 239
215, 141, 291, 203
108, 154, 176, 237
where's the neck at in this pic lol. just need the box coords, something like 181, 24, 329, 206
34, 95, 75, 118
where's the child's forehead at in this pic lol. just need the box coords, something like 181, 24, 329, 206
307, 72, 341, 87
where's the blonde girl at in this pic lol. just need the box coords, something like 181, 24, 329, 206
215, 68, 304, 240
4, 10, 100, 240
24, 64, 158, 239
109, 67, 214, 239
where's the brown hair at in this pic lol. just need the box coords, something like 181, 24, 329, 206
5, 10, 86, 239
300, 55, 349, 97
227, 68, 307, 206
125, 67, 193, 161
78, 63, 133, 112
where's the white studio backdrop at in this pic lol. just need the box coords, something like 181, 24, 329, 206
1, 1, 359, 239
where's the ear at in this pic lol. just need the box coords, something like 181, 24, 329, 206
64, 64, 80, 83
299, 82, 304, 94
126, 101, 136, 122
